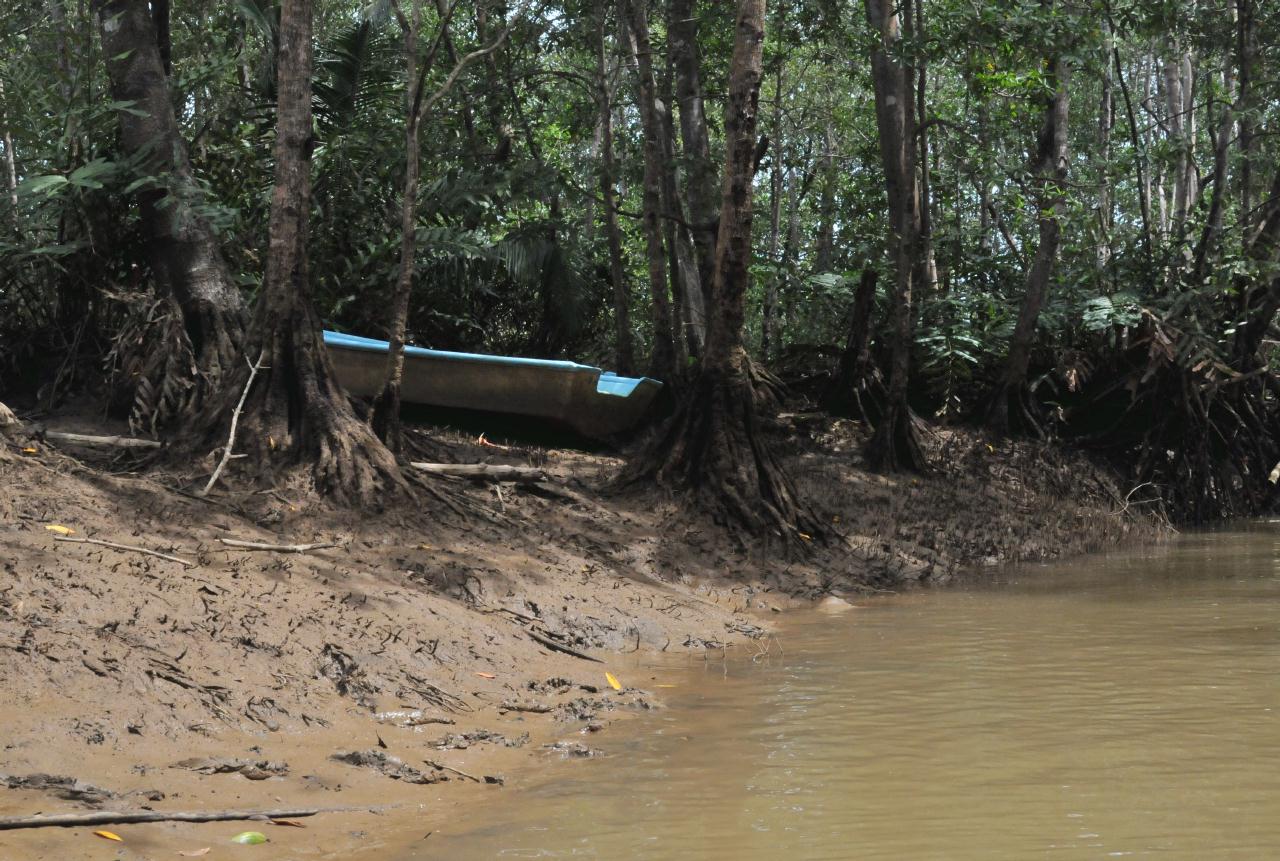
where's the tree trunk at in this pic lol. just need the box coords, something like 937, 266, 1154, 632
913, 0, 938, 301
820, 268, 880, 418
1, 80, 16, 229
1233, 168, 1280, 369
659, 63, 706, 358
93, 0, 246, 409
760, 46, 784, 360
627, 0, 818, 541
1190, 51, 1236, 285
373, 10, 507, 447
1102, 3, 1153, 266
371, 0, 424, 451
596, 9, 634, 375
1163, 39, 1197, 241
988, 47, 1071, 436
1237, 0, 1256, 215
151, 0, 171, 76
863, 0, 927, 472
621, 0, 677, 383
813, 125, 837, 272
667, 0, 719, 309
216, 0, 402, 504
1097, 16, 1114, 271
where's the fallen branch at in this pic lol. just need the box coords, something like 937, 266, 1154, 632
423, 759, 480, 783
524, 628, 604, 663
0, 806, 361, 831
54, 536, 195, 568
218, 538, 337, 554
42, 431, 162, 450
199, 350, 266, 497
410, 462, 547, 483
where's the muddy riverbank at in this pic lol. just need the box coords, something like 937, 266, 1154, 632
0, 416, 1161, 857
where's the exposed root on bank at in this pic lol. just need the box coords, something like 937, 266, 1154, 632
864, 400, 930, 473
625, 354, 823, 545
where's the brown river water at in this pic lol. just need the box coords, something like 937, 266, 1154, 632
403, 523, 1280, 860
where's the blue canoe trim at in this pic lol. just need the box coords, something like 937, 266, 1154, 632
323, 330, 659, 398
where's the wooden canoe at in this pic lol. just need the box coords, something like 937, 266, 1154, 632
323, 331, 662, 439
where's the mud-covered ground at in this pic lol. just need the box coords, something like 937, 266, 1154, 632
0, 414, 1163, 858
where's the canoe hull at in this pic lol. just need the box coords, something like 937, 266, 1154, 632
324, 332, 661, 439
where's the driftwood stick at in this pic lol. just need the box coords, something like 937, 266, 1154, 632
54, 536, 195, 568
199, 350, 266, 497
0, 806, 346, 831
410, 462, 547, 483
42, 431, 162, 450
424, 759, 480, 782
218, 538, 337, 554
524, 628, 604, 663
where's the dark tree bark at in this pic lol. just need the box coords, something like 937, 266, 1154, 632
94, 0, 246, 409
988, 44, 1071, 437
150, 0, 171, 76
627, 0, 818, 541
820, 268, 880, 418
621, 0, 679, 382
1233, 168, 1280, 369
215, 0, 402, 504
596, 8, 634, 375
863, 0, 927, 472
668, 0, 719, 306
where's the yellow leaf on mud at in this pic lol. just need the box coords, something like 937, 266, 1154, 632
474, 672, 496, 680
269, 819, 306, 828
177, 849, 211, 857
45, 524, 74, 536
231, 831, 267, 845
93, 830, 123, 842
605, 671, 622, 691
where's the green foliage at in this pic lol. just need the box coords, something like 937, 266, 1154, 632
0, 0, 1276, 502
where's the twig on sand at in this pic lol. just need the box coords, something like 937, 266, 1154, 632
524, 628, 604, 663
423, 759, 480, 782
54, 536, 195, 568
199, 350, 266, 497
218, 538, 337, 554
0, 806, 375, 831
